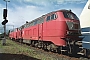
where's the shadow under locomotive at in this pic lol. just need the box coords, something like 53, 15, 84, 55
0, 53, 40, 60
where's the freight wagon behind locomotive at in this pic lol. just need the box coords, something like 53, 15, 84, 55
9, 9, 84, 55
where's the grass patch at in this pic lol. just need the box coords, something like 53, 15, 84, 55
0, 39, 59, 60
0, 40, 36, 56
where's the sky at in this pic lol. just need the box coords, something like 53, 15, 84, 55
0, 0, 88, 33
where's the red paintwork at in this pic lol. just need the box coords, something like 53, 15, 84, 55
9, 10, 81, 46
9, 32, 14, 39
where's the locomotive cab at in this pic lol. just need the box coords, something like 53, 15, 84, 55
58, 10, 84, 55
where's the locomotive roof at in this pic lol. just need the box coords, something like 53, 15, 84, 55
19, 9, 72, 29
47, 9, 71, 13
20, 15, 45, 29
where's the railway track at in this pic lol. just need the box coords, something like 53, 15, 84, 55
12, 40, 89, 60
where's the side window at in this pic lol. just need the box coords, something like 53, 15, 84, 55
68, 13, 74, 19
51, 14, 54, 19
63, 12, 73, 19
51, 14, 57, 20
63, 12, 69, 18
46, 16, 50, 21
46, 14, 57, 21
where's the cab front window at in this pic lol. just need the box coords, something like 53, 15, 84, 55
63, 12, 79, 20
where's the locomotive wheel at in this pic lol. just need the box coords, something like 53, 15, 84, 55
35, 43, 38, 48
63, 46, 68, 55
37, 41, 42, 49
20, 39, 23, 43
47, 44, 50, 51
47, 44, 58, 52
57, 47, 61, 54
47, 44, 52, 51
31, 41, 35, 47
57, 46, 68, 55
61, 46, 63, 54
42, 43, 47, 50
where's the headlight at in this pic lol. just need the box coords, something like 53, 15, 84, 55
67, 31, 73, 35
67, 31, 70, 35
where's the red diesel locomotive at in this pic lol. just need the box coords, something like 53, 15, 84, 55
9, 10, 84, 55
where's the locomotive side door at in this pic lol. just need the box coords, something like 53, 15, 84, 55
38, 23, 43, 40
15, 28, 18, 39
